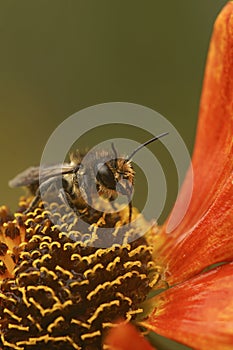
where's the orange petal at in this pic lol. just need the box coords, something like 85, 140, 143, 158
155, 2, 233, 284
142, 262, 233, 350
105, 321, 155, 350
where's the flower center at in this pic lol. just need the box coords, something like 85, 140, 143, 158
0, 200, 161, 349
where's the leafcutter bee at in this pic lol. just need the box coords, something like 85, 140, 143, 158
9, 132, 168, 222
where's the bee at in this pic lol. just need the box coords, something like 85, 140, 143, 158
9, 132, 168, 222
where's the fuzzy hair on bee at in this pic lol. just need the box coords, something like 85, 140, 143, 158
9, 133, 168, 222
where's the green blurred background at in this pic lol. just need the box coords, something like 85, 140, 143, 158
0, 0, 227, 207
0, 1, 228, 348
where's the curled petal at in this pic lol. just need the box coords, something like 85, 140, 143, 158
142, 262, 233, 350
156, 1, 233, 284
105, 321, 155, 350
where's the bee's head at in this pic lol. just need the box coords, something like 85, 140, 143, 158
96, 158, 134, 196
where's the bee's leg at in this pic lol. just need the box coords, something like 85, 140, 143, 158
128, 200, 132, 223
24, 177, 57, 214
24, 190, 41, 214
58, 188, 79, 215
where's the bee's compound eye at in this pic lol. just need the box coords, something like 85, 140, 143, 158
96, 163, 116, 190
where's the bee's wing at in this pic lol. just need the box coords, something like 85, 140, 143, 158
9, 163, 74, 188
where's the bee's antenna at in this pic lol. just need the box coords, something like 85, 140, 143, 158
126, 132, 169, 162
111, 142, 118, 168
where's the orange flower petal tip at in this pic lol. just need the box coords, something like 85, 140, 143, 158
104, 321, 155, 350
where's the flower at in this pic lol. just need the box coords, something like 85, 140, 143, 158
0, 201, 159, 349
106, 2, 233, 349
